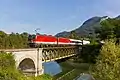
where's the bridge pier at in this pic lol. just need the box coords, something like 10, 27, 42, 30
35, 48, 44, 76
11, 48, 44, 76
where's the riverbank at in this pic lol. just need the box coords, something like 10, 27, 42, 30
53, 60, 90, 80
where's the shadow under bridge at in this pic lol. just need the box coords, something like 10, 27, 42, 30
18, 58, 36, 75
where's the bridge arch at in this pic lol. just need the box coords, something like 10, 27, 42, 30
18, 58, 35, 70
16, 55, 37, 75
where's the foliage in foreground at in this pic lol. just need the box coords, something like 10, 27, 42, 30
0, 52, 25, 80
0, 52, 52, 80
28, 74, 52, 80
90, 39, 120, 80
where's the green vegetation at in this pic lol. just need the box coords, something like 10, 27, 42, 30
27, 74, 52, 80
68, 31, 80, 39
0, 52, 25, 80
0, 52, 52, 80
95, 18, 120, 40
80, 44, 101, 63
53, 61, 90, 80
90, 40, 120, 80
88, 18, 120, 80
53, 61, 74, 79
0, 31, 28, 49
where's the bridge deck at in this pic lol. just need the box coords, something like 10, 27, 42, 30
0, 46, 78, 52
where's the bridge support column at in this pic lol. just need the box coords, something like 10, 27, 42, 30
35, 48, 44, 76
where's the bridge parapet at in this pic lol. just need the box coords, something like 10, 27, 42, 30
0, 48, 37, 52
42, 46, 79, 62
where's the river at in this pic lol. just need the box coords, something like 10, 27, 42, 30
43, 61, 62, 76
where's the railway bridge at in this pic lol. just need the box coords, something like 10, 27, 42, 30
0, 46, 81, 76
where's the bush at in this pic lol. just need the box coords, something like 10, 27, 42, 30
35, 74, 52, 80
0, 52, 15, 68
80, 44, 101, 63
28, 74, 52, 80
0, 52, 26, 80
90, 39, 120, 80
0, 52, 52, 80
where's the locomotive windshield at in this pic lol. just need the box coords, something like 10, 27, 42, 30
28, 34, 36, 41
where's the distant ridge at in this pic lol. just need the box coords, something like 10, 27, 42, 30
56, 16, 109, 37
116, 15, 120, 19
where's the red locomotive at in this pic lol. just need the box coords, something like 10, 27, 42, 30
28, 34, 84, 47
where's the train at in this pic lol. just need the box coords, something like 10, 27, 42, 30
28, 34, 90, 47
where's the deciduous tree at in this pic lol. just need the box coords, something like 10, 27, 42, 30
90, 39, 120, 80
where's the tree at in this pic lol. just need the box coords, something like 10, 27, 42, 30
0, 31, 29, 49
0, 31, 7, 48
68, 31, 79, 39
20, 32, 29, 48
90, 39, 120, 80
95, 18, 120, 40
0, 52, 26, 80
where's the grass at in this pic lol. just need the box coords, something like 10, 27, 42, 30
53, 61, 90, 80
53, 61, 74, 80
27, 74, 52, 80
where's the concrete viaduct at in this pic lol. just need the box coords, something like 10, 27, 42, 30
0, 46, 80, 76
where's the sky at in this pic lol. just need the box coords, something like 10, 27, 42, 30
0, 0, 120, 35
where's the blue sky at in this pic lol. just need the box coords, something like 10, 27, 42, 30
0, 0, 120, 35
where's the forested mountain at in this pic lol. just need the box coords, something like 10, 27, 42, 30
55, 16, 113, 37
0, 31, 28, 49
56, 31, 70, 37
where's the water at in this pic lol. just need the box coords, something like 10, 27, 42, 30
42, 61, 62, 76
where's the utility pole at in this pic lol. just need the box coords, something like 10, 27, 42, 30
35, 28, 40, 35
35, 28, 40, 76
81, 38, 84, 54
